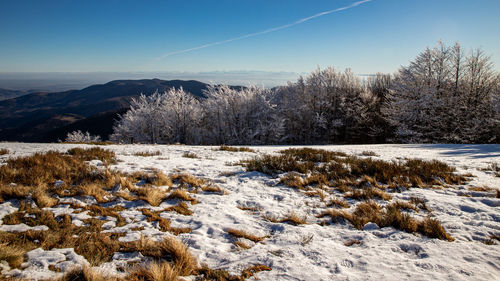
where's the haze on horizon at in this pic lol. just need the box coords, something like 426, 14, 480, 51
1, 0, 500, 88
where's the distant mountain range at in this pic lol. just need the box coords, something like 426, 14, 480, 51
0, 79, 211, 142
0, 88, 29, 101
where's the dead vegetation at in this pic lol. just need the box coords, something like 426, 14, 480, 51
133, 151, 162, 157
318, 200, 453, 241
242, 148, 465, 189
0, 149, 8, 155
264, 212, 307, 226
226, 228, 268, 243
0, 149, 266, 280
182, 152, 199, 159
218, 145, 255, 153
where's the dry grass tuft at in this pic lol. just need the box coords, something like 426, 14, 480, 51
140, 209, 191, 235
167, 189, 197, 204
164, 202, 193, 216
0, 243, 25, 268
409, 196, 432, 212
418, 217, 454, 241
344, 187, 392, 201
242, 149, 465, 188
218, 145, 255, 153
170, 173, 205, 188
138, 187, 167, 206
360, 151, 379, 157
152, 172, 173, 187
182, 152, 199, 159
57, 265, 118, 281
233, 241, 251, 250
0, 184, 32, 203
344, 239, 361, 246
226, 228, 268, 243
269, 212, 307, 226
79, 183, 110, 203
67, 147, 116, 165
200, 185, 227, 194
0, 148, 9, 155
468, 186, 493, 192
318, 200, 453, 241
33, 188, 59, 208
325, 197, 349, 208
133, 151, 161, 157
237, 205, 262, 212
198, 264, 271, 281
128, 262, 179, 281
0, 151, 99, 188
240, 264, 272, 279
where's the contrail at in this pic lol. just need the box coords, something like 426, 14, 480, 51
157, 0, 372, 59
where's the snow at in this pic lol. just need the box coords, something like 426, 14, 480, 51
0, 142, 499, 280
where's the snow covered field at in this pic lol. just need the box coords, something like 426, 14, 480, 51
0, 143, 499, 280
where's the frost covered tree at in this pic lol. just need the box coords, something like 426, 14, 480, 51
65, 130, 101, 143
163, 87, 201, 144
276, 67, 370, 143
110, 91, 172, 143
201, 85, 284, 144
385, 41, 499, 143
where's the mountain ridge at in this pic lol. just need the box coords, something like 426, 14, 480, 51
0, 79, 211, 142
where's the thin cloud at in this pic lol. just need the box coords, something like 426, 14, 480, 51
157, 0, 372, 59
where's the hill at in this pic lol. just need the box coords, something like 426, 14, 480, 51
0, 79, 210, 142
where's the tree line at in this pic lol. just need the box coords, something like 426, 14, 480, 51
110, 42, 500, 144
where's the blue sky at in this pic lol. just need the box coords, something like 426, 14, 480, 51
1, 0, 499, 75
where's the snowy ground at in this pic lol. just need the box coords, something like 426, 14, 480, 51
0, 143, 499, 280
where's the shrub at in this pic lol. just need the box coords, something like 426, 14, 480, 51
182, 152, 199, 159
226, 228, 268, 243
218, 145, 255, 153
0, 149, 8, 155
64, 130, 101, 143
67, 147, 116, 165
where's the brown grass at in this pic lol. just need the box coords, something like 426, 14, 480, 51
79, 183, 111, 203
242, 149, 465, 188
0, 243, 25, 268
0, 149, 8, 155
234, 241, 251, 250
140, 208, 191, 235
170, 173, 205, 188
128, 262, 179, 281
57, 265, 119, 281
33, 188, 59, 208
318, 200, 453, 241
240, 264, 272, 279
226, 228, 268, 243
360, 151, 379, 157
468, 186, 493, 192
138, 187, 167, 206
325, 197, 349, 208
201, 185, 227, 194
0, 184, 31, 203
265, 212, 307, 226
218, 146, 255, 153
198, 264, 271, 281
409, 196, 432, 212
344, 187, 392, 201
164, 202, 193, 216
237, 205, 262, 212
152, 172, 173, 187
133, 151, 161, 157
182, 152, 199, 159
0, 151, 99, 188
167, 189, 197, 204
344, 239, 361, 246
67, 147, 116, 165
